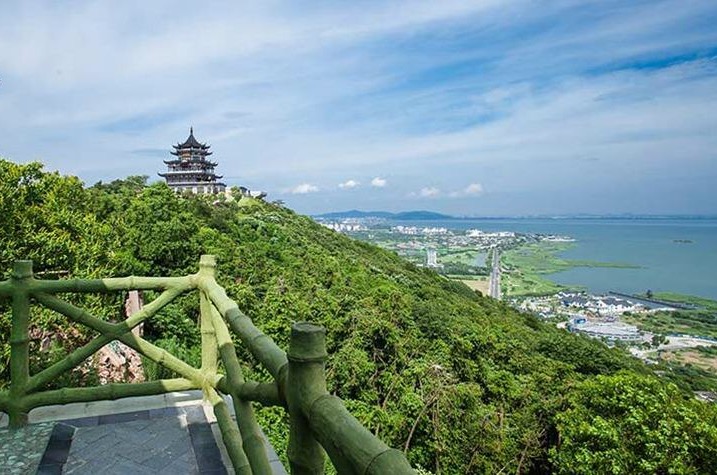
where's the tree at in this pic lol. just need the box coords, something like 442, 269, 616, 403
651, 334, 667, 348
550, 372, 717, 474
646, 289, 654, 299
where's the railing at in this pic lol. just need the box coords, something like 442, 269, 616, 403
0, 256, 413, 474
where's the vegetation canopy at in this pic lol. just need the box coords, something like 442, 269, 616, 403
1, 159, 715, 474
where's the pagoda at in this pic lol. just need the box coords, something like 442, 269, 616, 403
159, 128, 226, 194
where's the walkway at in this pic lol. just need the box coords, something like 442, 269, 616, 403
0, 391, 286, 474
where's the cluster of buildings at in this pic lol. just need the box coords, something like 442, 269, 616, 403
515, 292, 650, 344
567, 319, 643, 343
320, 221, 368, 232
392, 226, 449, 235
560, 292, 645, 317
466, 229, 515, 238
462, 229, 534, 250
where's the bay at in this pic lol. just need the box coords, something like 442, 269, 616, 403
388, 217, 717, 300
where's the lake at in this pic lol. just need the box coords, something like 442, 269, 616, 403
390, 218, 717, 300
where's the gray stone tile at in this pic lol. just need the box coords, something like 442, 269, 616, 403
62, 457, 88, 474
62, 416, 99, 427
65, 409, 202, 474
36, 462, 63, 474
158, 458, 200, 475
98, 410, 149, 425
149, 407, 181, 419
181, 406, 207, 425
106, 459, 158, 475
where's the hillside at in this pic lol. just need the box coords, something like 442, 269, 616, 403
1, 160, 716, 474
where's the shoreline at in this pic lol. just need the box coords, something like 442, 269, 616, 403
501, 241, 639, 297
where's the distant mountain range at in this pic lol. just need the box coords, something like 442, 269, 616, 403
314, 210, 717, 221
314, 210, 456, 220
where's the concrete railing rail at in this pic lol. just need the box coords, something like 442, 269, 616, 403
0, 256, 413, 475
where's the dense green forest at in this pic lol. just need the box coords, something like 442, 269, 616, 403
1, 160, 716, 474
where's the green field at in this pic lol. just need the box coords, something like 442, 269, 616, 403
440, 248, 486, 266
649, 292, 717, 311
622, 293, 717, 340
501, 241, 637, 296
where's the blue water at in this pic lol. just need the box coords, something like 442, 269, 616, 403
391, 218, 717, 300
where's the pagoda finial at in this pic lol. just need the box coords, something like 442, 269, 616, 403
190, 126, 194, 135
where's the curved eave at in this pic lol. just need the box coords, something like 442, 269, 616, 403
171, 148, 212, 153
163, 181, 228, 187
172, 144, 211, 151
164, 162, 219, 168
158, 172, 214, 177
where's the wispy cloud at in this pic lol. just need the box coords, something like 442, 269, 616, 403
288, 183, 319, 194
338, 179, 360, 189
371, 177, 387, 187
419, 187, 441, 198
450, 183, 484, 197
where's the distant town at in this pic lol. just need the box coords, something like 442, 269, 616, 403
316, 215, 717, 388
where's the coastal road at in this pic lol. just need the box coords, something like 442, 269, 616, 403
489, 249, 501, 299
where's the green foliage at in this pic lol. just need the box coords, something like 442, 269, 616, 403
550, 372, 717, 474
1, 158, 716, 473
624, 308, 717, 340
650, 292, 717, 312
142, 337, 201, 381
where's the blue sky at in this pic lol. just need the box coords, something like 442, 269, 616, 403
1, 0, 716, 215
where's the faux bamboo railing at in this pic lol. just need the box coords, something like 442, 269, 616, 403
0, 256, 413, 474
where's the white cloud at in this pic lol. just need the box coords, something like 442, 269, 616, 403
288, 183, 319, 194
371, 177, 387, 187
338, 179, 360, 189
464, 183, 484, 195
449, 183, 484, 197
420, 187, 440, 198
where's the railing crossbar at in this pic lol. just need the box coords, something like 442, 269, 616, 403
28, 276, 194, 294
35, 293, 217, 388
0, 256, 414, 474
27, 287, 186, 392
26, 333, 114, 394
23, 378, 197, 411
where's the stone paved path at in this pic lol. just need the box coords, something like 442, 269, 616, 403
2, 395, 287, 474
34, 406, 228, 474
63, 414, 197, 474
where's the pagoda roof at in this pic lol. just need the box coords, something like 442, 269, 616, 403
173, 127, 211, 150
164, 158, 218, 166
158, 172, 224, 180
170, 150, 213, 157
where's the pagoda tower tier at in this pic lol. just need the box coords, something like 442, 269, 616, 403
159, 128, 226, 195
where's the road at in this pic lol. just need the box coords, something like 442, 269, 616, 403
489, 249, 501, 299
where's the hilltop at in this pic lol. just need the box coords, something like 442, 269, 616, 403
1, 160, 716, 473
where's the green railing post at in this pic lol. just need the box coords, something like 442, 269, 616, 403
199, 255, 218, 375
287, 323, 327, 475
9, 260, 33, 427
288, 323, 414, 475
210, 305, 274, 474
